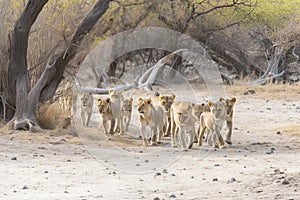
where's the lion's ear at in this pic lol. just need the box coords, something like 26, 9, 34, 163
97, 99, 102, 103
137, 97, 142, 103
219, 97, 225, 101
170, 94, 176, 100
208, 101, 214, 107
159, 94, 164, 100
201, 103, 205, 106
129, 97, 133, 102
109, 89, 114, 94
146, 98, 152, 104
106, 98, 110, 103
231, 97, 236, 103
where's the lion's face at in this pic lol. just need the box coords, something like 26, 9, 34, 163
80, 93, 92, 107
121, 97, 133, 114
192, 103, 207, 120
225, 97, 236, 115
173, 102, 193, 126
137, 97, 151, 114
97, 98, 111, 114
208, 101, 225, 119
159, 94, 176, 112
109, 89, 123, 100
177, 112, 192, 125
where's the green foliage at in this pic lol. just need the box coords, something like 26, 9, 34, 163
252, 0, 300, 29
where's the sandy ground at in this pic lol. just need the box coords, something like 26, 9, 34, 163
1, 84, 300, 200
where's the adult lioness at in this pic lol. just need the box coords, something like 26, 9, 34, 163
197, 100, 226, 149
191, 102, 210, 142
221, 97, 237, 145
152, 93, 176, 136
120, 97, 133, 131
170, 101, 196, 151
109, 89, 124, 134
137, 97, 164, 146
79, 93, 93, 127
97, 98, 115, 135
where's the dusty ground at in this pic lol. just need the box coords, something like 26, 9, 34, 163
0, 84, 300, 200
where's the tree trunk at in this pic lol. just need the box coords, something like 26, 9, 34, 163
39, 0, 112, 102
6, 0, 48, 130
4, 0, 112, 130
107, 61, 117, 77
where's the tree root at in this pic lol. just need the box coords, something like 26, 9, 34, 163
13, 119, 42, 133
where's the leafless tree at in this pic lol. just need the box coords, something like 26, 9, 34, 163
1, 0, 112, 130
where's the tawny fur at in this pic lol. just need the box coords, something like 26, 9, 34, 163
222, 97, 237, 145
137, 97, 165, 146
97, 98, 115, 135
197, 100, 226, 149
120, 97, 133, 131
152, 94, 176, 137
108, 89, 124, 134
79, 93, 93, 127
170, 101, 196, 151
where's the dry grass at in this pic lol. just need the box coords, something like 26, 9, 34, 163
0, 129, 83, 145
0, 122, 4, 129
226, 81, 300, 99
37, 102, 71, 130
272, 123, 300, 137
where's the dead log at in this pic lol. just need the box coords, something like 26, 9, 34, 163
76, 49, 188, 94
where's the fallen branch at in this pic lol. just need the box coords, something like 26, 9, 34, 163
252, 71, 285, 85
76, 49, 188, 94
252, 45, 284, 85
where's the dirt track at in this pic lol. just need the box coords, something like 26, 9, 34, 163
1, 86, 300, 200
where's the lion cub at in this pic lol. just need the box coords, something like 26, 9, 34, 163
221, 97, 237, 145
79, 93, 93, 127
97, 98, 115, 135
191, 102, 210, 141
170, 101, 196, 151
108, 89, 124, 134
197, 100, 226, 149
191, 103, 210, 121
137, 97, 165, 146
152, 93, 176, 136
120, 97, 133, 131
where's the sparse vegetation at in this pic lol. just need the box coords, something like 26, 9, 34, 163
0, 0, 299, 128
0, 1, 299, 198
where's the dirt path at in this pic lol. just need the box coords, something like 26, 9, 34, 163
1, 91, 300, 200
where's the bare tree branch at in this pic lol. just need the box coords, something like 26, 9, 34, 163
112, 0, 151, 7
77, 49, 188, 94
194, 1, 246, 18
38, 0, 112, 102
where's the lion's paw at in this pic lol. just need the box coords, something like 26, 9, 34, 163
150, 142, 157, 146
181, 148, 188, 152
142, 140, 148, 147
